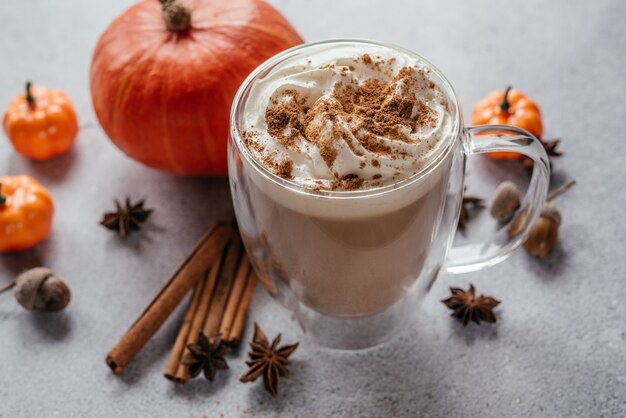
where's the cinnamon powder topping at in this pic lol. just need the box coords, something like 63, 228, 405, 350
332, 67, 436, 144
261, 153, 294, 180
242, 130, 265, 155
332, 174, 364, 191
252, 54, 444, 190
265, 90, 306, 149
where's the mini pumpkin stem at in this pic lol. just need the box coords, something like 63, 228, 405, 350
500, 85, 512, 112
0, 183, 6, 206
25, 81, 36, 107
160, 0, 191, 33
0, 281, 16, 295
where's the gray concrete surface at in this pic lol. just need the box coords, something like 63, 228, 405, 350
1, 0, 625, 417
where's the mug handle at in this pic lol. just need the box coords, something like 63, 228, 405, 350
443, 125, 550, 274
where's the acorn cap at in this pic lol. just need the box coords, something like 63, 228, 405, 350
490, 181, 521, 222
540, 202, 562, 226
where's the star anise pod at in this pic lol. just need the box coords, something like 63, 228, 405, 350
523, 138, 562, 173
458, 196, 485, 232
240, 322, 299, 397
442, 284, 500, 326
100, 197, 153, 237
182, 331, 230, 381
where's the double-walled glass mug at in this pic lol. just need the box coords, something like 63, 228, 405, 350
228, 40, 549, 349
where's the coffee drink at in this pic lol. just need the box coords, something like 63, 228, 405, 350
237, 44, 454, 317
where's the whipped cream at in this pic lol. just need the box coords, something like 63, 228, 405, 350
241, 44, 452, 191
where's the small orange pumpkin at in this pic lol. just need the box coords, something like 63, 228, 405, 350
471, 86, 543, 159
3, 81, 78, 160
0, 175, 54, 252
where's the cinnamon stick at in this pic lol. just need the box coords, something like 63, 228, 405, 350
218, 253, 250, 342
105, 222, 232, 375
163, 229, 261, 383
163, 274, 205, 382
227, 270, 258, 345
202, 233, 243, 336
172, 250, 224, 383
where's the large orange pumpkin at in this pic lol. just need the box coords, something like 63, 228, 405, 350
90, 0, 302, 175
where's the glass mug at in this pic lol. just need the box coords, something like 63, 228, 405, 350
228, 40, 549, 349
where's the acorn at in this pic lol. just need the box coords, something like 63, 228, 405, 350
523, 203, 561, 258
490, 181, 521, 222
0, 267, 70, 311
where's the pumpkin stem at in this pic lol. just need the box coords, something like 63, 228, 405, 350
0, 281, 16, 295
160, 0, 191, 33
0, 183, 6, 206
500, 86, 512, 112
25, 81, 36, 108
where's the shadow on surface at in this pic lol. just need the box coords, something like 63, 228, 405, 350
125, 172, 234, 223
0, 243, 49, 277
102, 219, 165, 255
19, 310, 74, 341
522, 241, 568, 279
447, 316, 500, 346
7, 146, 79, 184
169, 368, 236, 400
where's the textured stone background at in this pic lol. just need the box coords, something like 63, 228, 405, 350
1, 1, 625, 417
